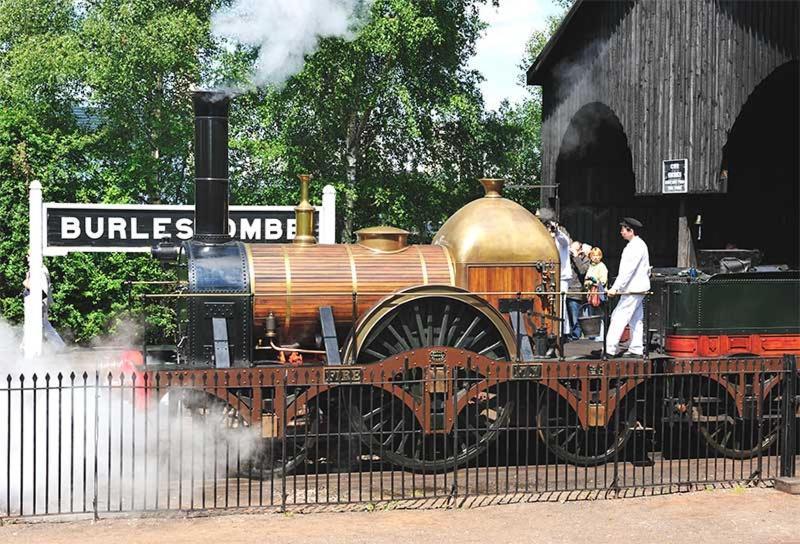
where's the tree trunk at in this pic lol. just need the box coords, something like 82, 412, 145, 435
343, 146, 357, 242
343, 108, 373, 242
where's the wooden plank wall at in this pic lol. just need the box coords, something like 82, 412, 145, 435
537, 0, 798, 200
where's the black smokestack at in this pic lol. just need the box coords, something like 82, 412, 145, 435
192, 90, 230, 243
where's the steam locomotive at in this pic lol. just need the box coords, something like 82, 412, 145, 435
128, 91, 799, 470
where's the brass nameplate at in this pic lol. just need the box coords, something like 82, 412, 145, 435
324, 367, 363, 384
588, 365, 604, 376
511, 364, 543, 380
429, 349, 447, 364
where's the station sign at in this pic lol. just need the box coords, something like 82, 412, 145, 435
662, 159, 688, 194
43, 204, 322, 255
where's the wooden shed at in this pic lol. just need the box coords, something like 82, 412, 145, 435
527, 0, 798, 269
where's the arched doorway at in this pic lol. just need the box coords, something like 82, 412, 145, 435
696, 60, 799, 267
555, 102, 676, 272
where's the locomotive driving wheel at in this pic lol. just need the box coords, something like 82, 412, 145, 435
162, 388, 317, 478
693, 375, 783, 460
245, 402, 321, 477
343, 286, 516, 471
343, 286, 516, 364
535, 388, 638, 466
347, 376, 513, 472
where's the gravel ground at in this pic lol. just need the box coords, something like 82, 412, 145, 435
2, 486, 798, 544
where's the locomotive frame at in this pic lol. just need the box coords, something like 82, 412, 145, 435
129, 345, 794, 469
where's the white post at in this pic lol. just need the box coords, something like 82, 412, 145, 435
24, 179, 44, 358
319, 184, 336, 244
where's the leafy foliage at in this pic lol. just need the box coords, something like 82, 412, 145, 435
224, 0, 503, 240
0, 0, 209, 342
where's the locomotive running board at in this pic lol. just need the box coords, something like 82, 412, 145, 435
319, 306, 342, 365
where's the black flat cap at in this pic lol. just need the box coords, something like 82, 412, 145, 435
620, 217, 643, 229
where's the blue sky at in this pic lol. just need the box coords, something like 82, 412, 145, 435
471, 0, 561, 110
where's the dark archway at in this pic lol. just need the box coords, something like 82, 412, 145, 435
555, 102, 676, 272
696, 60, 799, 267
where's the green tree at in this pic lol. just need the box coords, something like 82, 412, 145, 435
226, 0, 501, 242
0, 0, 220, 342
0, 0, 87, 329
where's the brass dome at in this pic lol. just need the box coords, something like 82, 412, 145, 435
432, 179, 559, 284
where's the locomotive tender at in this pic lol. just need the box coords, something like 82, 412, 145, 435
132, 91, 799, 470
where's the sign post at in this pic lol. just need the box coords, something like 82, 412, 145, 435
320, 185, 336, 244
663, 159, 694, 267
23, 180, 43, 358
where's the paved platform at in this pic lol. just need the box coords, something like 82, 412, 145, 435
775, 476, 800, 494
2, 487, 798, 544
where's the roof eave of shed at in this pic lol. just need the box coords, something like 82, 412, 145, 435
526, 0, 586, 86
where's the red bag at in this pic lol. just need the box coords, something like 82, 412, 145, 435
588, 285, 601, 308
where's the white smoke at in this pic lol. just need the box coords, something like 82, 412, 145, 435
211, 0, 372, 87
0, 320, 265, 516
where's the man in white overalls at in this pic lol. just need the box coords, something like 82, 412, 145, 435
606, 218, 650, 357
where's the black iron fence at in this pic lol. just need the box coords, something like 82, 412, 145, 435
1, 356, 797, 518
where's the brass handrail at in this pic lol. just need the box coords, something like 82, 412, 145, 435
141, 290, 651, 299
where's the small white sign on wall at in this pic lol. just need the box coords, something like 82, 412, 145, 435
662, 159, 689, 194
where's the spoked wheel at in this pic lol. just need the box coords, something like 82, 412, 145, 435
343, 287, 517, 471
347, 382, 513, 472
244, 403, 321, 478
162, 388, 249, 433
343, 286, 517, 364
162, 388, 317, 478
536, 388, 637, 466
695, 376, 783, 459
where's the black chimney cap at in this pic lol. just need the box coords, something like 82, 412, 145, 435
192, 90, 230, 117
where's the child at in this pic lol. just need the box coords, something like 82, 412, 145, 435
584, 247, 608, 342
585, 247, 608, 288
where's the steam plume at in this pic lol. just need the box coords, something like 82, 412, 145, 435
0, 320, 262, 515
211, 0, 373, 88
